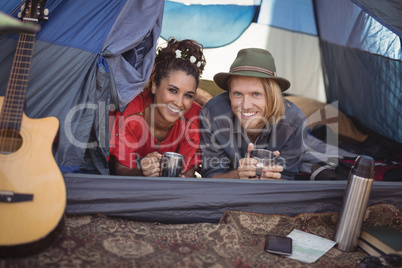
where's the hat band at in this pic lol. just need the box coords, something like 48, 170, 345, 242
230, 66, 276, 77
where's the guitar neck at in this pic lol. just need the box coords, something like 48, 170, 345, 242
0, 21, 37, 132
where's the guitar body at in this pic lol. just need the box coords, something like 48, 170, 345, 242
0, 97, 66, 249
0, 0, 66, 256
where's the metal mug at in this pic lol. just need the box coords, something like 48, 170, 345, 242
249, 149, 276, 178
160, 152, 185, 177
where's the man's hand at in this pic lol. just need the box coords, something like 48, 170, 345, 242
237, 144, 283, 180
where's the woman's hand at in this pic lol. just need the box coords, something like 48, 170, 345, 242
140, 152, 162, 177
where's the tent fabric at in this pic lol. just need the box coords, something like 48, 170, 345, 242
161, 1, 259, 48
0, 1, 399, 172
1, 0, 401, 222
320, 42, 402, 144
162, 0, 401, 144
257, 0, 317, 35
315, 0, 402, 144
187, 23, 326, 102
0, 0, 164, 174
316, 0, 400, 60
161, 0, 326, 102
0, 39, 102, 172
34, 1, 126, 53
101, 0, 164, 110
352, 0, 402, 38
64, 173, 402, 223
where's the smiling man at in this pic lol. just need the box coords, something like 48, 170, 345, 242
200, 48, 308, 180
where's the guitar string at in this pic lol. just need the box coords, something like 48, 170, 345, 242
12, 25, 35, 153
0, 32, 24, 152
5, 30, 24, 153
0, 15, 35, 153
1, 32, 25, 153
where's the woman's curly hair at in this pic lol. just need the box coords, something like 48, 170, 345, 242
153, 38, 206, 89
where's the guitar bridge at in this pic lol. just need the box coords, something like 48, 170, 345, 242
0, 190, 33, 203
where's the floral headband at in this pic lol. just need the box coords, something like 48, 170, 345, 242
175, 49, 202, 68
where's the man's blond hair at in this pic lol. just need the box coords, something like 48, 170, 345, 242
260, 78, 285, 124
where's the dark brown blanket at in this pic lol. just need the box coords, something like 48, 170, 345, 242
2, 204, 400, 267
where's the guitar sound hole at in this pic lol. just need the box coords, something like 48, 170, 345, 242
0, 128, 23, 153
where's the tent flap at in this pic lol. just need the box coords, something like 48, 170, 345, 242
315, 0, 402, 144
353, 0, 402, 38
65, 173, 402, 223
0, 0, 164, 173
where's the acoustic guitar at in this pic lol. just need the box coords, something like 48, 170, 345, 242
0, 0, 66, 257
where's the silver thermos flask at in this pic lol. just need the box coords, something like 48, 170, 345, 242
334, 155, 375, 251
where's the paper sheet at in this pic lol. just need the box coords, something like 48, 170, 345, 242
286, 229, 337, 263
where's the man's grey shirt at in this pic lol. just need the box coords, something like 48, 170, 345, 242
199, 92, 307, 180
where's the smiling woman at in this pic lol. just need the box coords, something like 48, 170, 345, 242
109, 38, 206, 178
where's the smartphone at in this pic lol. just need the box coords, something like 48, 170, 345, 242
264, 235, 292, 256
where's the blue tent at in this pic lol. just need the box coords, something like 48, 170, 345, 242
161, 0, 401, 145
1, 0, 401, 174
0, 0, 164, 174
0, 0, 401, 222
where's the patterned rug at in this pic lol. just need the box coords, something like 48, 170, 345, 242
1, 204, 401, 267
